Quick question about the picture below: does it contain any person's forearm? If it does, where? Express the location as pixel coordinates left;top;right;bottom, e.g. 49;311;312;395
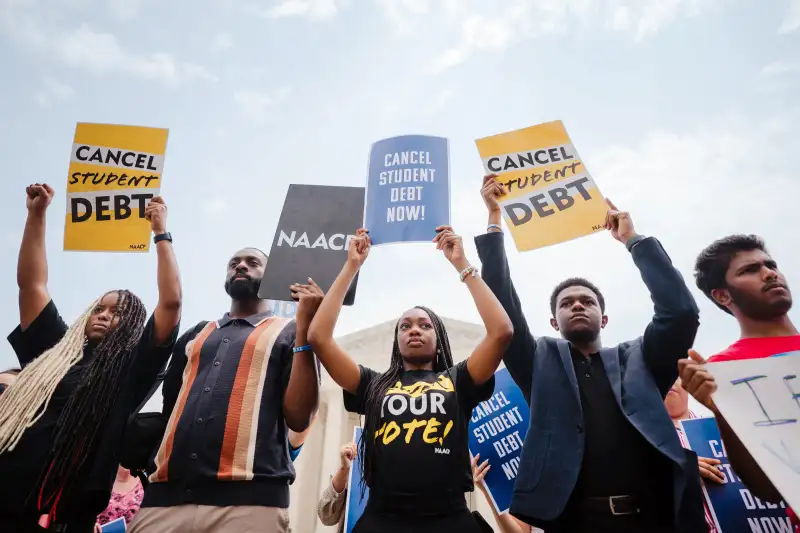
284;330;320;432
487;208;502;231
331;465;350;493
156;240;182;310
479;486;526;533
308;263;358;343
464;274;513;345
17;212;47;290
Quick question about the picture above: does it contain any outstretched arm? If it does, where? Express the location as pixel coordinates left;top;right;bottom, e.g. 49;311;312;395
18;183;54;330
474;176;536;400
146;197;182;345
307;230;371;395
602;199;699;398
434;226;513;386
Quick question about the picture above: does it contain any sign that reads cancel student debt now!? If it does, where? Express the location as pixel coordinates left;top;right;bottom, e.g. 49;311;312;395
64;123;169;252
364;135;450;245
475;121;607;252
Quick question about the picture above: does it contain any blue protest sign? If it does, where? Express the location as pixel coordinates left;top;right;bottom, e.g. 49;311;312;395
344;426;369;533
364;135;450;245
680;417;793;532
468;368;529;514
101;517;126;533
265;299;298;319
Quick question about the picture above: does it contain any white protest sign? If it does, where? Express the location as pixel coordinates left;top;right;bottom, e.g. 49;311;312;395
710;352;800;510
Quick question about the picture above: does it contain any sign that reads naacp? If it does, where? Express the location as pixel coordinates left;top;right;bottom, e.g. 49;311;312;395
258;184;364;306
468;368;529;514
681;417;793;532
364;135;450;245
64;123;169;252
475;121;607;252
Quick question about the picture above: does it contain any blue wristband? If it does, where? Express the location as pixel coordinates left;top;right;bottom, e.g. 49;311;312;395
293;344;312;353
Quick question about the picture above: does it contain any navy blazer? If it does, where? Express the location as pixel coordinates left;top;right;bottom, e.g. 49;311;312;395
475;232;707;531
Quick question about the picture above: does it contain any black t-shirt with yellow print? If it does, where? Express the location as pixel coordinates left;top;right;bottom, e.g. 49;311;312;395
343;360;494;497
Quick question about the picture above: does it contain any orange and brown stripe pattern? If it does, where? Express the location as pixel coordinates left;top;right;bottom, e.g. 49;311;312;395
150;322;217;483
217;317;292;481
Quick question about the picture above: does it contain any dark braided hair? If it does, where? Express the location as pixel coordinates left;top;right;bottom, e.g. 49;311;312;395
357;306;455;498
37;289;147;519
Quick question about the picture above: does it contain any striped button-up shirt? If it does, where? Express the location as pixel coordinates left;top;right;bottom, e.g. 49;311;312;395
142;312;301;509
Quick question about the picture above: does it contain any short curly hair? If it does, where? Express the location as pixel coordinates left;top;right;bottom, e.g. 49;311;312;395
550;277;605;316
694;234;767;314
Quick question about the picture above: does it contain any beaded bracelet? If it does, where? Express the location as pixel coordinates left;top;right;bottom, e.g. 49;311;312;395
459;265;478;282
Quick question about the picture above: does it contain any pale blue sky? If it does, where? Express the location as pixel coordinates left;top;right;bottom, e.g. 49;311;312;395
1;0;799;386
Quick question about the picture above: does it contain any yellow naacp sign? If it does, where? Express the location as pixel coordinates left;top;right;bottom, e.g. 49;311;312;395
476;121;607;252
64;123;169;252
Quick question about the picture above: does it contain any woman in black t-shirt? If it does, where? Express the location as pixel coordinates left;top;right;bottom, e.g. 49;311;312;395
307;226;513;533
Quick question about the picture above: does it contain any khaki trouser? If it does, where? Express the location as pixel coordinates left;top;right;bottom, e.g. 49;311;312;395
129;505;291;533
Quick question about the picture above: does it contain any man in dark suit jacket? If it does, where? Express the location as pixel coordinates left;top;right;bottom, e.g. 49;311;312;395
474;176;707;533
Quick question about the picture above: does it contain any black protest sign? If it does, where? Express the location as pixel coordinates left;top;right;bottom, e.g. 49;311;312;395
259;184;365;306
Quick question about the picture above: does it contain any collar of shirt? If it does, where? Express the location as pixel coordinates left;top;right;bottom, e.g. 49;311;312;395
216;310;273;328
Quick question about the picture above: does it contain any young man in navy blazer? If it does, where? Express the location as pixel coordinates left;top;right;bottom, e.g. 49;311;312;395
475;175;707;533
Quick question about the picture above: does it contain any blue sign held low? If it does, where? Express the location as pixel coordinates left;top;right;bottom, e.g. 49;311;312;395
681;417;793;532
468;368;530;514
344;426;368;533
364;135;450;245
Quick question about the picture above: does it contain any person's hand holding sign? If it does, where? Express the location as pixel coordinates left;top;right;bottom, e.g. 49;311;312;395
26;183;55;215
697;456;725;484
481;175;506;232
678;349;718;410
144;196;168;234
603;198;638;246
347;229;371;269
433;226;470;272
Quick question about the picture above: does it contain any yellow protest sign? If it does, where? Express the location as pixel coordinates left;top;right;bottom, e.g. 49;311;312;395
64;123;169;252
476;121;607;252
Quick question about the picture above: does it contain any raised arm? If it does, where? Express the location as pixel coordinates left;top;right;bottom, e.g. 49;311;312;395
145;197;182;345
605;199;699;397
307;229;371;395
18;183;55;330
434;226;513;386
474;176;536;400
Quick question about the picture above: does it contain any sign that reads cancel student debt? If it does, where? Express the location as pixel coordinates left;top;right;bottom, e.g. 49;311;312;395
476;121;607;252
64;123;169;252
258;184;365;306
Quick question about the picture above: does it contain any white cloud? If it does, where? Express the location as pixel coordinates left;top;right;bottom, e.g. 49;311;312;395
107;0;147;21
423;0;723;74
259;0;341;20
760;60;800;76
211;32;233;52
779;0;800;33
233;87;291;120
33;78;75;107
50;26;217;85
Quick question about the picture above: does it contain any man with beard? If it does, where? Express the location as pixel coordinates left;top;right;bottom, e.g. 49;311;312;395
678;235;799;531
475;175;706;532
129;248;323;533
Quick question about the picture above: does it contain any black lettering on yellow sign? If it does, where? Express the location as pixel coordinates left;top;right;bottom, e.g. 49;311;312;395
487;146;575;173
504;176;593;227
499;162;582;194
69;172;159;187
71;193;153;223
75;146;158;171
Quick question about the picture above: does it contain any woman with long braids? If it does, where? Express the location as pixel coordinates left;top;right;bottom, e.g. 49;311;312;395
308;226;513;533
0;183;182;533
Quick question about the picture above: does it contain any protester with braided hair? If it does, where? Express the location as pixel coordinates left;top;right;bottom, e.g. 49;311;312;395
307;226;513;533
0;183;182;533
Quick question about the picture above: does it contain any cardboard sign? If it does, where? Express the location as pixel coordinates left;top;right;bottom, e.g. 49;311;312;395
475;121;607;252
364;135;450;245
64;122;169;252
344;426;368;533
258;185;364;305
468;368;529;514
709;351;800;511
681;417;793;532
